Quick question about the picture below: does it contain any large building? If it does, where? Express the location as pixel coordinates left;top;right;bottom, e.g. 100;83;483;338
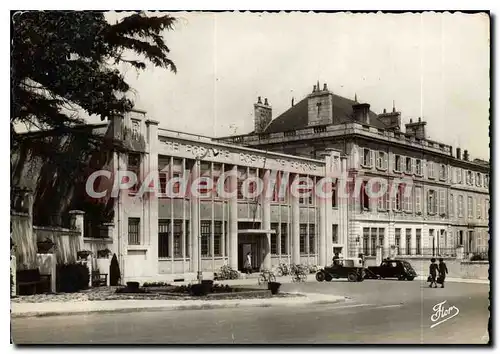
216;82;490;262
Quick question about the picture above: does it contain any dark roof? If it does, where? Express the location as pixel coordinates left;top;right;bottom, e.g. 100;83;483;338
263;93;386;133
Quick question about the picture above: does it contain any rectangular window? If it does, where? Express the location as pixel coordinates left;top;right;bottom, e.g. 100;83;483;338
404;185;412;212
477;198;482;219
439;189;446;216
361;181;370;210
214;221;224;256
370;228;377;256
416;159;422;176
449;194;454;217
405;157;412;174
376;151;388;170
467;196;473;218
476;173;482;187
200;220;211;257
158;220;169;257
484;175;489;188
456;168;462;184
406;229;411;255
271;223;279;255
427;190;436;215
332;225;338;244
416;229;422;255
378;185;389;211
128;153;141;192
466;171;473;185
363;228;369;255
128;217;140;245
428;161;435;179
280;224;288;255
394;155;402;172
378;228;384;248
362;148;373;167
439;164;447;181
173;220;183;258
395;228;401;254
299;224;307;254
309;224;316;254
458;195;464;217
415;187;422;214
332;182;337;208
394;184;403;211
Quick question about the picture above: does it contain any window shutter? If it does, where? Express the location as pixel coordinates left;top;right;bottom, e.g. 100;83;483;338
427;191;431;214
383;152;388;170
370;150;374;167
391;184;396;210
415;188;421;213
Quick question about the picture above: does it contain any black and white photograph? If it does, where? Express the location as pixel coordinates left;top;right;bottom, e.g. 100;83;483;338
8;6;492;346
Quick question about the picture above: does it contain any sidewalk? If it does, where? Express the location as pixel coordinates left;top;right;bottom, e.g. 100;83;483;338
11;292;346;319
414;276;489;284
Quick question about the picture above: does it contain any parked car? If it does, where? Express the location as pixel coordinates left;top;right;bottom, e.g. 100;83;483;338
316;257;365;282
365;259;417;280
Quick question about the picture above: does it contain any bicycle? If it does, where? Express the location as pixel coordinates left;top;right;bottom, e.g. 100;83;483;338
258;269;276;285
290;264;308;282
275;263;290;277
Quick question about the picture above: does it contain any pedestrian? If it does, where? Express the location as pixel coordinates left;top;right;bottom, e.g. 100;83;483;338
244;252;252;274
332;252;340;266
428;258;438;288
438;258;448;288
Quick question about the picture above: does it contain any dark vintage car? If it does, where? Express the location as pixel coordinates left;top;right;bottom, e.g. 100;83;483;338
316;258;365;282
365;259;417;280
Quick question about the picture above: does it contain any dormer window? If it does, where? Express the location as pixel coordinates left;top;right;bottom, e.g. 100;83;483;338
466;171;473;185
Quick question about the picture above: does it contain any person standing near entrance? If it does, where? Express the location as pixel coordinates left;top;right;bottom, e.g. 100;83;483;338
438;258;448;288
244;252;252;274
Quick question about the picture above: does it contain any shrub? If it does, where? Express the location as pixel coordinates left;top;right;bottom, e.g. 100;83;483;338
56;263;90;293
97;248;112;258
110;253;121;286
143;281;170;287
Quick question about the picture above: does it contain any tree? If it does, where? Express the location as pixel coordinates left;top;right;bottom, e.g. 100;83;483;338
11;11;177;225
11;11;177;147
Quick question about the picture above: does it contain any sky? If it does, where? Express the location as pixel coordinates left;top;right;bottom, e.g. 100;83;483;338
99;11;490;160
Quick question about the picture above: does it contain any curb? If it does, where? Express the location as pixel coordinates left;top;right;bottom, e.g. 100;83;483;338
11;296;347;319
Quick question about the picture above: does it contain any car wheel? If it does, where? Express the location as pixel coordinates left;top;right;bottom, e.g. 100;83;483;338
398;274;406;281
325;273;333;282
347;272;357;282
407;276;415;281
316;271;325;282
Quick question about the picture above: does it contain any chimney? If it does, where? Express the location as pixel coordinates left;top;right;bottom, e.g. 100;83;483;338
463;150;469;161
352;102;371;125
307;81;333;126
405;117;427;139
456;147;461;160
378;105;401;131
254;97;272;133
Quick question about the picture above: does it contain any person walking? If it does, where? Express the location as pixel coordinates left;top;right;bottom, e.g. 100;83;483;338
438;258;448;288
429;258;438;288
244;252;252;274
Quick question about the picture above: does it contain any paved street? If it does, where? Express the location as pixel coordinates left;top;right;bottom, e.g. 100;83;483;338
11;279;489;344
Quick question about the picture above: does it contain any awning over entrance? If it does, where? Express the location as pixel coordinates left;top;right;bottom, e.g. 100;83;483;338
238;229;276;235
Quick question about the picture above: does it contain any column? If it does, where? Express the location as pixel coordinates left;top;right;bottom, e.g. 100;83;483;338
69;210;85;249
317;152;328;267
339;155;348;258
291;174;300;264
383;228;390;258
410;228;416;255
146;119;159;277
229;165;238;270
262;170;272;270
190;160;200;277
400;228;406;256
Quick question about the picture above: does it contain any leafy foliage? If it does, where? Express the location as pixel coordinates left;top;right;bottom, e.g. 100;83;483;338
110;253;121;286
56;263;90;293
11;11;176;138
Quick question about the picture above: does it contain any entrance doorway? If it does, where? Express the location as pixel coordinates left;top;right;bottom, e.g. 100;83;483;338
238;243;258;272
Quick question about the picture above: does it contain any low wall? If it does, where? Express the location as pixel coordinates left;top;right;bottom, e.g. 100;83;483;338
394;256;489;280
11;213;37;269
34;226;80;264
